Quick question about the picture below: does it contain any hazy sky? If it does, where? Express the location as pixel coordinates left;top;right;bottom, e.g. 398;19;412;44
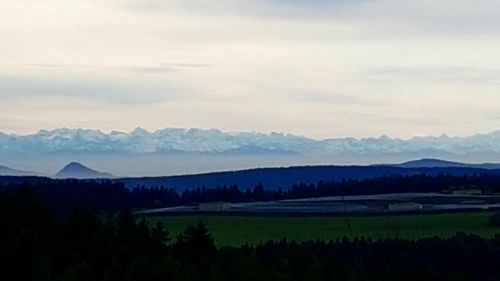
1;0;500;139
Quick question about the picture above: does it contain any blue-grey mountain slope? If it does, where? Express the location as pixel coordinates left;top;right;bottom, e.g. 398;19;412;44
118;164;500;191
55;162;114;179
0;164;35;176
395;158;500;169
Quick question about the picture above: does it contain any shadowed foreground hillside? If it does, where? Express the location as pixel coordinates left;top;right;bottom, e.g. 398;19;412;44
3;186;500;280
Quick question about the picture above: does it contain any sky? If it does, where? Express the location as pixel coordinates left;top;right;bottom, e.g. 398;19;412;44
1;0;500;139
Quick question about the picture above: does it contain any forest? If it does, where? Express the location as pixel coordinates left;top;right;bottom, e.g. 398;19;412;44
2;173;500;216
2;184;500;280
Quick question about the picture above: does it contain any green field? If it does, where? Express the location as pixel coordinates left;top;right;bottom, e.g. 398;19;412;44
146;212;500;247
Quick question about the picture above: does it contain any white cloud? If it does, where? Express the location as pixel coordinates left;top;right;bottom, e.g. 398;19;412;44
1;0;500;138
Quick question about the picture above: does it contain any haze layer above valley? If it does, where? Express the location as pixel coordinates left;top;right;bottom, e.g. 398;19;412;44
2;127;500;177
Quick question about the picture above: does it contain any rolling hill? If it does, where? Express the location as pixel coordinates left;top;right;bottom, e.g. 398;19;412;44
0;164;36;176
395;158;500;169
118;164;500;191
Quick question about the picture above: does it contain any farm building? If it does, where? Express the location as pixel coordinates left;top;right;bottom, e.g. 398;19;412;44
198;202;232;212
452;189;483;195
387;202;423;212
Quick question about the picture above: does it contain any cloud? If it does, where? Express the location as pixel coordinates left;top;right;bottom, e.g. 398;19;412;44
126;66;177;74
120;0;364;20
0;73;195;104
167;63;211;68
127;63;211;73
119;0;500;37
364;66;500;84
1;0;500;138
289;91;377;105
1;63;210;74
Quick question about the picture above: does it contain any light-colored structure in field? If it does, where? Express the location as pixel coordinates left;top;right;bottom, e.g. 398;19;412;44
452;189;483;196
198;202;232;212
387;202;423;212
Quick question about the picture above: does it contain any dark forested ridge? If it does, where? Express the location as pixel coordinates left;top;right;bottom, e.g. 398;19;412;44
118;165;500;190
3;173;500;216
395;158;500;169
3;186;500;280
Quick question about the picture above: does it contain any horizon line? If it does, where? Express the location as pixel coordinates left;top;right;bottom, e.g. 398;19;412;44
2;126;500;142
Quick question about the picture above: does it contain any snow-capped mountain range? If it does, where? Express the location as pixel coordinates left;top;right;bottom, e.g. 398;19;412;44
1;127;500;156
3;127;500;176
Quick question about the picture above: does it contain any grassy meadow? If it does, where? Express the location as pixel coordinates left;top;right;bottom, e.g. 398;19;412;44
146;212;500;247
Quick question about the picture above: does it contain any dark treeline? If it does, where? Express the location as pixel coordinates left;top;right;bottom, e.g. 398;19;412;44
178;173;500;203
100;173;500;210
0;180;130;218
2;173;500;216
3;187;500;280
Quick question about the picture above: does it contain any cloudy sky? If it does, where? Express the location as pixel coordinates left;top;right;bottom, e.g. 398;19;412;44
1;0;500;139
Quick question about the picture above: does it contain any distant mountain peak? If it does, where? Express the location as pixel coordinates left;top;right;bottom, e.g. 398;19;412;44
55;162;113;179
132;127;150;135
65;162;88;169
395;158;500;170
399;158;464;168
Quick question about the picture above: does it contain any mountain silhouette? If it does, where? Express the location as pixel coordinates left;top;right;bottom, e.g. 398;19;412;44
396;158;500;169
55;162;113;179
118;162;500;191
0;164;35;176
